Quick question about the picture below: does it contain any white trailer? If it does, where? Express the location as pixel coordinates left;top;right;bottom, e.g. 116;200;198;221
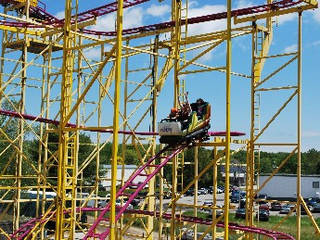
258;174;320;199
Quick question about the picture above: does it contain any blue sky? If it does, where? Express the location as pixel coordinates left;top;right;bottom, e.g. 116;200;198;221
1;0;320;152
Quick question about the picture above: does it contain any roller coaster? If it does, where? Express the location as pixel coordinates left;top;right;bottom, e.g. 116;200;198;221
0;0;319;240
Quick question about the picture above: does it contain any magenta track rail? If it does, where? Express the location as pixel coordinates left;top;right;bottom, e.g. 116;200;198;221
0;109;245;137
11;143;188;239
83;143;188;239
0;0;304;36
12;206;295;240
82;0;304;37
0;0;149;27
125;209;295;240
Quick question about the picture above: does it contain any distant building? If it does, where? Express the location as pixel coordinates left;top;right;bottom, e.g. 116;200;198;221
259;174;320;200
220;161;246;186
101;165;147;190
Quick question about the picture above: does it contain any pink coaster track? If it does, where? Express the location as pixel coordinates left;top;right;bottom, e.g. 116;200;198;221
125;209;295;240
11;143;189;239
0;109;246;137
0;0;149;27
82;0;304;37
0;0;305;36
83;143;188;239
12;207;295;240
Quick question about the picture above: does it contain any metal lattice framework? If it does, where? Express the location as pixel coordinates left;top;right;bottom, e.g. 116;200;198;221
0;0;319;240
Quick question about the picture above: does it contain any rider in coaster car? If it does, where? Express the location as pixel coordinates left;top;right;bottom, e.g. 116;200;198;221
169;108;178;120
195;98;207;119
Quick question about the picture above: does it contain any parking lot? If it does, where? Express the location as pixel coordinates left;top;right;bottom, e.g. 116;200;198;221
160;192;320;219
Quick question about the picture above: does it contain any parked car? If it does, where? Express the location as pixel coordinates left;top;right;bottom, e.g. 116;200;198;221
259;204;270;211
231;191;245;203
163;191;172;199
116;199;133;210
131;198;140;207
307;197;320;210
311;203;320;213
270;202;282;211
208;205;224;218
217;185;225;193
256;209;269;221
300;204;309;215
198;188;208;195
216;188;223;194
255;194;268;204
185;189;194;196
235;208;246;219
98;200;107;207
203;201;213;207
279;204;291;214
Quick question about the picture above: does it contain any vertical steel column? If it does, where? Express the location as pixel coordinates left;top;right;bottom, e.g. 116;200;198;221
110;1;124;239
224;0;232;239
147;36;159;240
42;37;53;239
171;1;181;238
212;147;218;238
56;0;73;238
173;0;181;108
95;38;104;231
296;11;302;240
193;146;198;240
14;0;30;231
159;159;164;239
0;7;7;106
120;39;129;240
248;23;257;237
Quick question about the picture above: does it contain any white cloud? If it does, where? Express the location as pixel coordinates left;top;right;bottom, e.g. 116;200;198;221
236;0;254;8
313;8;320;23
146;4;170;17
55;11;65;19
182;4;227;63
284;44;297;53
187;4;227;36
312;40;320;46
277;13;296;25
303;131;320;138
92;7;144;32
123;7;144;29
83;45;112;60
84;47;101;60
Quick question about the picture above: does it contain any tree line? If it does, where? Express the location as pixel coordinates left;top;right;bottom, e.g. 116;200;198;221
0;100;319;189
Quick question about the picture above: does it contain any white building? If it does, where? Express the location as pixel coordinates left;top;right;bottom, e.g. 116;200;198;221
101;165;147;190
259;174;320;200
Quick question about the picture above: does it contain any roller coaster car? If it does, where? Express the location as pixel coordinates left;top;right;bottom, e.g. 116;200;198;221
158;101;211;145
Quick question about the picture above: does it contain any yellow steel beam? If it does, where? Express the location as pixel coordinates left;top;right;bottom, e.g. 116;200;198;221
302;0;318;6
0;24;41;36
255;147;297;195
300;196;320;235
254;90;297;141
224;1;232;238
256;55;298;88
110;0;124;239
41;19;96;37
63;45;116;126
297;12;302;240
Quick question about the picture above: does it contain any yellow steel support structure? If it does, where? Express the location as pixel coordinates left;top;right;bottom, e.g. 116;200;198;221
224;1;232;239
248;2;319;239
110;1;124;239
56;0;76;238
0;0;318;239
